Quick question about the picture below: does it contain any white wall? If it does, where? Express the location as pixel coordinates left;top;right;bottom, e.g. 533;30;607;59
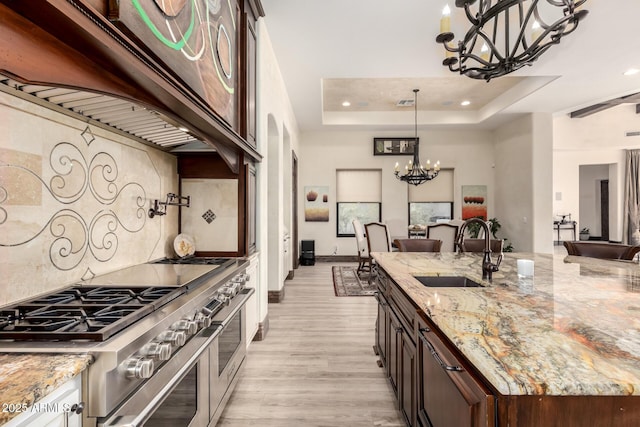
298;129;496;256
494;113;554;253
256;22;300;311
553;104;640;243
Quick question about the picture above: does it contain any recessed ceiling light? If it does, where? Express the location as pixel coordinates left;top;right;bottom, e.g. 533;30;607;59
342;101;351;107
624;68;639;76
461;100;471;106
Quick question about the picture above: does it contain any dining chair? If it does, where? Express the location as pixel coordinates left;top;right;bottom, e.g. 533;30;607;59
394;238;442;253
459;238;504;254
563;241;640;261
365;222;392;254
352;219;371;274
364;222;392;283
426;223;459;252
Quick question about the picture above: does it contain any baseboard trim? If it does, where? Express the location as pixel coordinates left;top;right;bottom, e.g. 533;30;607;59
315;255;358;263
253;314;269;341
268;286;285;303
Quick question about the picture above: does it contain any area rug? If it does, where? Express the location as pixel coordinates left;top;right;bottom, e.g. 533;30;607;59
332;266;376;296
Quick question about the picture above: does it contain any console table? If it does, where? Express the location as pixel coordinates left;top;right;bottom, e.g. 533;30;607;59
554;221;576;245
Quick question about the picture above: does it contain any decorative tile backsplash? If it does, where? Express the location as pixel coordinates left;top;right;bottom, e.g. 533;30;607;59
0;92;178;306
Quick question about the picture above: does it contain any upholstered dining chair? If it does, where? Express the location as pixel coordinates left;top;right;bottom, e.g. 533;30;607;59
563;241;640;261
459;238;504;254
426;223;459;252
364;222;392;283
365;222;392;254
352;219;371;274
393;238;442;253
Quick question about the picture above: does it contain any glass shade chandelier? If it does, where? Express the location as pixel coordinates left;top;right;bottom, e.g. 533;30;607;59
394;89;440;186
436;0;589;81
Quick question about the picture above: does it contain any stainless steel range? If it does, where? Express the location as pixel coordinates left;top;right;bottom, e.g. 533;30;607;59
0;257;252;427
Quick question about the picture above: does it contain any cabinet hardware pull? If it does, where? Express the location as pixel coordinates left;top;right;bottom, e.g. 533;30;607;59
395;327;403;333
418;330;463;372
419;326;431;333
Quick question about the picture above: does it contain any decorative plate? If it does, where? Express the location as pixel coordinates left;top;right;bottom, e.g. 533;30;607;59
174;233;195;257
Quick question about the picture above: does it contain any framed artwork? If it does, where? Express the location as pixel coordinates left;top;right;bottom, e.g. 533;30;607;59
373;138;418;156
304;186;329;222
462;185;487;220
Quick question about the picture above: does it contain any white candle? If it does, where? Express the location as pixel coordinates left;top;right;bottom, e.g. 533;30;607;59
440;5;451;33
394;162;399;172
531;20;543;42
480;43;490;62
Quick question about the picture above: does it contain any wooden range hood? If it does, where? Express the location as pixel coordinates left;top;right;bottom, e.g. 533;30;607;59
0;0;262;171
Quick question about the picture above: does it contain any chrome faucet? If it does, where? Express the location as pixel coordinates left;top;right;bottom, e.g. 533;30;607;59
456;218;501;281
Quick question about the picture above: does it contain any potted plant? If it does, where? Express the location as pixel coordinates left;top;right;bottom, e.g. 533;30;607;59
579;227;590;241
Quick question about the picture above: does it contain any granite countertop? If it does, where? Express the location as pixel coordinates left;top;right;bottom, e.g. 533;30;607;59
372;251;640;397
0;353;93;425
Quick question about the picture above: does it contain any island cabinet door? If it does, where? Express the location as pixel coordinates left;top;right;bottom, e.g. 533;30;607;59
375;291;389;368
416;320;495;427
388;308;403;398
401;333;417;427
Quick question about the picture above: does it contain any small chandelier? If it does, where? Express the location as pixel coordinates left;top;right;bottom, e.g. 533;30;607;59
435;0;589;81
394;89;440;186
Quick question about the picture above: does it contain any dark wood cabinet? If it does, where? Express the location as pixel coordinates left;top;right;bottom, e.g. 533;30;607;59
401;332;417;427
416;317;494;427
245;162;257;255
388;308;402;397
241;0;259;149
375;291;388;367
376;268;417;426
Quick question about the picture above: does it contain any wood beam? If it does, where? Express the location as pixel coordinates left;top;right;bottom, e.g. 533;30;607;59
570;92;640;118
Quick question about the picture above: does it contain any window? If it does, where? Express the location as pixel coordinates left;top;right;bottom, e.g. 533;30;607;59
336;169;382;237
408;169;454;225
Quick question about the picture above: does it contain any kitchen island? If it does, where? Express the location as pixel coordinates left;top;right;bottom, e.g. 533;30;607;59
372;251;640;427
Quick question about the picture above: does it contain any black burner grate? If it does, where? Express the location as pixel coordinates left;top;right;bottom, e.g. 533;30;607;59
0;286;183;341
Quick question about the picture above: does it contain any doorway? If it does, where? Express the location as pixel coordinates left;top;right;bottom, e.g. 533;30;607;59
600;179;609;241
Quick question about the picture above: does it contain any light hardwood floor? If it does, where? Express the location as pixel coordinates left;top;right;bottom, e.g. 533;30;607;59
217;262;404;426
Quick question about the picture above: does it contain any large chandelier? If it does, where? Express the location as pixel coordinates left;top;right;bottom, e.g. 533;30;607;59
394;89;440;186
435;0;589;81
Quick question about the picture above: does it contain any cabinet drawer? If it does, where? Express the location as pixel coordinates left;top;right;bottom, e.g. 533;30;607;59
417;322;494;427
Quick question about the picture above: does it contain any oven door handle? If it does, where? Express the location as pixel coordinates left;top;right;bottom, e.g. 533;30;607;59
99;325;221;427
211;287;254;328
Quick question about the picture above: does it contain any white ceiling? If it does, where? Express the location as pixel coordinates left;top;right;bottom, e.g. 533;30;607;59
260;0;640;132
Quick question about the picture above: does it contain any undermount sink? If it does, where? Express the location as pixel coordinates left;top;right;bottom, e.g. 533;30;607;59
414;275;483;288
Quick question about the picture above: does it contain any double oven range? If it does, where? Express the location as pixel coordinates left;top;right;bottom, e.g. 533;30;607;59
0;257;253;427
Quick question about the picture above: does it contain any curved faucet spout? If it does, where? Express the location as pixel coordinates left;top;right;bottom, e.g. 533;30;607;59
456;218;500;281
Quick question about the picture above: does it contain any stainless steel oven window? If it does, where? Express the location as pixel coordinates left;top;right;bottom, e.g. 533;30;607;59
143;364;198;426
218;311;242;375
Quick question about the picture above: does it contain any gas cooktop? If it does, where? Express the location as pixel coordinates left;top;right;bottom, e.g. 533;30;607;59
152;256;234;265
0;286;183;341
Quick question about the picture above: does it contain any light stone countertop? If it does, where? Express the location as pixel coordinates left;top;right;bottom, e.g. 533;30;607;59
0;353;93;425
372;251;640;396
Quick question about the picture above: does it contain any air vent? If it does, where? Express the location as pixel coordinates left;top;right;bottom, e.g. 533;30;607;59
396;99;415;107
626;131;640;137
